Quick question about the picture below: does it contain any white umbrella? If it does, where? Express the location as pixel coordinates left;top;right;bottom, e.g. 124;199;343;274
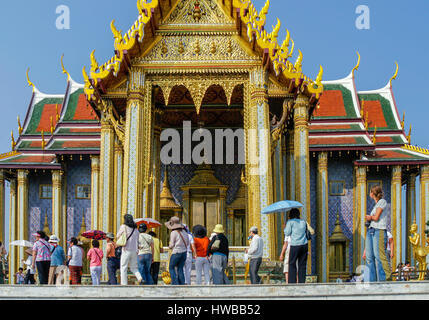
10;240;33;247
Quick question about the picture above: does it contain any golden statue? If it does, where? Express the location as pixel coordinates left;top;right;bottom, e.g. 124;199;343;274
409;223;429;281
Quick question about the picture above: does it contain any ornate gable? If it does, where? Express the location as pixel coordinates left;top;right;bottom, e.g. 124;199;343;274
163;0;233;26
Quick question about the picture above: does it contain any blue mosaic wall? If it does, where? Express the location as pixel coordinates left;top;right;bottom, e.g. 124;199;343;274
328;158;354;272
65;158;91;240
28;171;52;239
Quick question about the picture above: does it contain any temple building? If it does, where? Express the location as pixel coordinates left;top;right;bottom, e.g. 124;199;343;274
0;0;428;284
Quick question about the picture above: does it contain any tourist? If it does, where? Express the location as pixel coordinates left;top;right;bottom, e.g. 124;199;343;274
116;214;143;285
106;233;120;285
208;224;230;285
386;231;394;268
395;263;404;281
148;231;163;285
48;235;65;285
403;261;415;281
15;268;25;285
166;216;189;285
364;185;391;282
22;248;35;284
193;225;211;285
183;224;196;285
0;241;6;284
87;239;103;285
31;230;53;285
67;237;84;285
283;209;314;284
279;234;292;283
138;223;154;285
246;226;263;285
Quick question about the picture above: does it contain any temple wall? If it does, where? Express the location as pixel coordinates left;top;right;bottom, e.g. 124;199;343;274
28;172;52;238
327;158;354;273
66;158;91;240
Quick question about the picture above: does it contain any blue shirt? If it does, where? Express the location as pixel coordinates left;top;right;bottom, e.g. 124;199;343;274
284;219;308;246
50;245;66;267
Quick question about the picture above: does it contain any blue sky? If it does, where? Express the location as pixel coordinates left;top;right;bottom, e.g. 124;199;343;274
0;1;428;252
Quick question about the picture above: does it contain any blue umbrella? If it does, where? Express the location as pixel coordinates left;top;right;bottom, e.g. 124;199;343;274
261;200;304;214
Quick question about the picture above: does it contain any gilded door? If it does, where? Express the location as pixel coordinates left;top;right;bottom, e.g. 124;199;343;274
191;197;218;234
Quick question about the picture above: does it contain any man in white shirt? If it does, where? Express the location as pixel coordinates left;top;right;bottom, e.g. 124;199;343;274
246;226;263;284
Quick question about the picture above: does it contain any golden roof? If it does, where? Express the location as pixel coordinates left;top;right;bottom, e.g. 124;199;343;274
160;168;181;209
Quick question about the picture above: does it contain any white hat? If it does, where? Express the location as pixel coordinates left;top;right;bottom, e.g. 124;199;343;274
49;235;60;243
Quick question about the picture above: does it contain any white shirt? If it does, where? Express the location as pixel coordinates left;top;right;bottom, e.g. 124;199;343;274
386;231;393;251
247;234;263;259
67;245;83;267
117;225;139;253
369;199;388;230
24;256;35;274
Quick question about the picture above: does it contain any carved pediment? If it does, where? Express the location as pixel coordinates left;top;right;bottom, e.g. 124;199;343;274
163;0;233;26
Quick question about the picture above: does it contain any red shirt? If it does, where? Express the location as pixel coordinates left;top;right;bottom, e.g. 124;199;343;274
194;237;210;257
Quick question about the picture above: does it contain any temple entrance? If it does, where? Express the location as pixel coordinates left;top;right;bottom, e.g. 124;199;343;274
190;192;219;235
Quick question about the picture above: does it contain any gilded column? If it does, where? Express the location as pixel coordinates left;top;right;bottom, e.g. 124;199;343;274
285;128;295;201
90;155;100;230
227;209;234;244
17;169;29;270
391;165;402;269
293;94;312;272
51;170;63;237
99;111;115;233
246;67;275;259
419;165;429;247
8;178;17;284
114;138;124;235
406;173;416;264
353;165;367;271
317;152;329;282
0;170;4;242
122;68;152;219
152;125;162;222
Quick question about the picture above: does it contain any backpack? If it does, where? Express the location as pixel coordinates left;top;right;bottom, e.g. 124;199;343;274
115;246;122;259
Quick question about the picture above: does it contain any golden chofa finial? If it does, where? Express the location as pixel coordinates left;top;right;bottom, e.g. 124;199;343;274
61;54;71;81
315;65;324;85
389;61;399;87
352;51;360;77
294;50;303;73
11;131;16;150
26;68;35;92
41;130;46;150
17;116;23;135
407;124;412;144
372;126;377;144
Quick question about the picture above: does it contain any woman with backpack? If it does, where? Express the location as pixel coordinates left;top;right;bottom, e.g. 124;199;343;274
208;224;229;285
106;232;120;285
31;230;53;284
116;214;143;285
87;239;104;285
166;216;189;285
283;208;315;284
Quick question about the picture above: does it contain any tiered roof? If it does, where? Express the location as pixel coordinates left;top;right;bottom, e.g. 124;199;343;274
310;57;429;165
0;73;100;169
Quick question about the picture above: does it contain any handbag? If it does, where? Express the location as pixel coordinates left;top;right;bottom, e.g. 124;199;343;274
211;236;221;252
305;222;312;241
117;227;135;247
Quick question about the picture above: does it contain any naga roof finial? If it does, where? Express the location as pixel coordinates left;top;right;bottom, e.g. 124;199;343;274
389;61;399;87
26;68;35;92
352;51;360;77
61;54;71;81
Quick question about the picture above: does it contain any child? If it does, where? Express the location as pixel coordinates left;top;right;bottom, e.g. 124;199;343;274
15;268;25;285
22;248;36;284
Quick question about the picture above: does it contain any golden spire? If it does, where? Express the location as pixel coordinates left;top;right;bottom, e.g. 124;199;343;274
294;50;303;73
43;211;51;236
11;131;16;150
26;68;35;92
352;51;360;77
17;116;23;135
389;61;399;87
315;65;323;85
61;54;71;81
